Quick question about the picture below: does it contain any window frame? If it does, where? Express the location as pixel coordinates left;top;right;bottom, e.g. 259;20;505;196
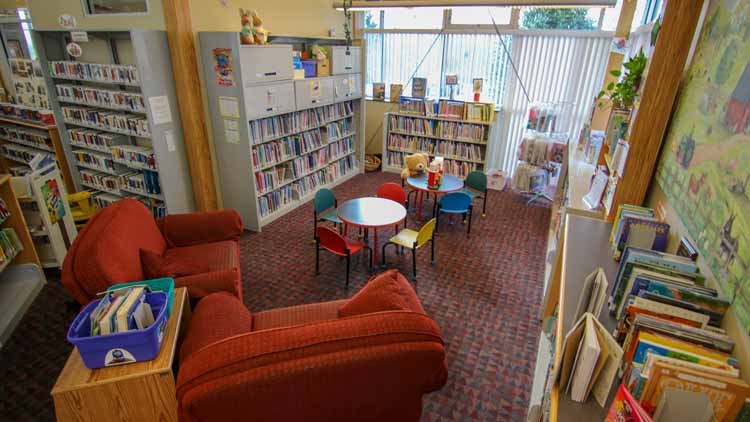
81;0;151;17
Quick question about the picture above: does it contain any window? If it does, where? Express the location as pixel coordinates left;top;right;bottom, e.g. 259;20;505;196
449;7;513;26
84;0;148;15
519;7;599;30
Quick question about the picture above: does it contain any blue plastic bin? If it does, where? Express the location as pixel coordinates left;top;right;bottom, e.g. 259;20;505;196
67;292;169;369
301;60;317;78
107;277;175;316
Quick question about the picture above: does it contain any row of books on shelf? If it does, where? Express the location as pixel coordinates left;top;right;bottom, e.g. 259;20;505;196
0;103;55;125
0;198;9;222
610;205;670;262
61;106;150;137
111;145;157;170
251;127;355;171
0;124;53;151
386;151;479;179
120;171;161;196
248;102;354;144
387;134;484;162
258;155;357;217
49;61;140;85
1;143;52;165
255;138;355;194
80;169;118;193
68;128;125;152
0;228;22;268
559;205;747;421
55;84;146;113
74;150;118;173
325;118;353;140
398;97;494;123
90;191;166;219
388;115;488;143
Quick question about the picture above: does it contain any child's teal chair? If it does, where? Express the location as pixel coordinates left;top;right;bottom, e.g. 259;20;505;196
435;192;473;236
313;188;342;240
460;171;489;217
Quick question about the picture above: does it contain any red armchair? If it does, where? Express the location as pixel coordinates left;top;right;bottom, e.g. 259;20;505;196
62;199;243;305
176;270;448;422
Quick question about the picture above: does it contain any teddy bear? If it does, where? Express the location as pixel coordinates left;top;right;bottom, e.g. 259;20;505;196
251;10;268;45
401;152;429;179
239;9;254;45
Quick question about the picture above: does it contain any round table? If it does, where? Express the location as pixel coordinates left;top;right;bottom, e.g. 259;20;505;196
337;197;407;264
406;174;464;220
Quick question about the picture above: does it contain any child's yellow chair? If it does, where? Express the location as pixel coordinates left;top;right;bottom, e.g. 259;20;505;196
68;191;98;230
381;218;436;282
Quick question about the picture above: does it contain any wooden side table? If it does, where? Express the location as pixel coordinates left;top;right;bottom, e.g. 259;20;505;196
52;287;191;422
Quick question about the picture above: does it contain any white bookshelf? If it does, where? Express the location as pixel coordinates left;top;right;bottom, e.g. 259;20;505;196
34;30;195;218
381;110;495;179
199;32;365;232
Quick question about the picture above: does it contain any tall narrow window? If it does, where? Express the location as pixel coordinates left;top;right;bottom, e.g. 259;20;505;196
84;0;149;15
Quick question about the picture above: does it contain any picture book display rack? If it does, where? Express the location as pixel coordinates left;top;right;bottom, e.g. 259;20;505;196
33;30;195;218
381;98;495;179
199;32;365;232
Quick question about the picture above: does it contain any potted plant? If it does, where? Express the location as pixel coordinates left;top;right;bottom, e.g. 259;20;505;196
598;50;648;151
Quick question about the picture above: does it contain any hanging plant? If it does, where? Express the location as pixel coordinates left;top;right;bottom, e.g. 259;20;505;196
598;50;648;110
343;0;353;50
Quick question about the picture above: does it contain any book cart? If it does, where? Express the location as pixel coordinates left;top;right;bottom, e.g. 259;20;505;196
199;32;365;231
381;97;495;180
33;30;195;218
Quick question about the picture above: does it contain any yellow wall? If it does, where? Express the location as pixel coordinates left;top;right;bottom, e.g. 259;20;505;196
647;183;750;383
189;0;344;37
26;0;165;31
364;100;399;155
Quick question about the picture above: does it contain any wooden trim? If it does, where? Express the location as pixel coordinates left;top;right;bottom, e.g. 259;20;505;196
0;175;44;275
49;127;76;194
607;0;703;221
162;0;218;211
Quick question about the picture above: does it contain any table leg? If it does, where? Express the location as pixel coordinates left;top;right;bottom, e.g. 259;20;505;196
416;191;424;221
373;228;378;267
344;224;348;236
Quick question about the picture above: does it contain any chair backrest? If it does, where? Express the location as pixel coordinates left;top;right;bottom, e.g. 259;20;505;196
465;171;487;192
316;226;349;254
314;188;336;214
377;182;406;205
416;219;437;247
439;192;472;211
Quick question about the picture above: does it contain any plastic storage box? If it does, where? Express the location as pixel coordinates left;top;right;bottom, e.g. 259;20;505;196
107;277;175;316
67;292;169;369
301;60;317;78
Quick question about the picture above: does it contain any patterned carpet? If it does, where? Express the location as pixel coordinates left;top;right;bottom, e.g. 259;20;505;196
0;172;550;422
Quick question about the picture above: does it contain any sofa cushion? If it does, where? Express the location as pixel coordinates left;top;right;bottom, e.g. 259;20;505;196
161;210;243;248
179;292;253;362
140;249;210;279
164;240;239;273
338;270;425;317
71;199;166;298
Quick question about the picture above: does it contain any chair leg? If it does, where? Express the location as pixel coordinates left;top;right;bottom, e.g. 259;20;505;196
482;190;488;218
411;247;417;282
432;197;438;217
462;212;467;224
368;247;373;271
313;219;318;243
431;238;435;264
435;207;440;234
468;206;473;236
315;241;320;274
346;253;350;288
382;242;388;266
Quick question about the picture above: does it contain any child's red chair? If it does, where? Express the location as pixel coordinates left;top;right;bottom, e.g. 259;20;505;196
315;226;372;287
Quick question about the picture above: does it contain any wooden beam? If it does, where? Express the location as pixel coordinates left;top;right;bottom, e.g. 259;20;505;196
608;0;703;220
162;0;218;211
333;0;617;8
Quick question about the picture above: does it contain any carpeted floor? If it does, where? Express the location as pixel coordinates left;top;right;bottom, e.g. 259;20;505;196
0;172;550;422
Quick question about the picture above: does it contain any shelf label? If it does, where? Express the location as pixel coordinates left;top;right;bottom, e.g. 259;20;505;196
148;96;172;125
165;129;176;152
218;96;240;118
70;31;88;43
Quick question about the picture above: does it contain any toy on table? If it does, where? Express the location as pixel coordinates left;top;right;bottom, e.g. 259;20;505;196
68;191;97;230
239;9;254;45
401;152;429;180
251;10;268;45
427;157;444;189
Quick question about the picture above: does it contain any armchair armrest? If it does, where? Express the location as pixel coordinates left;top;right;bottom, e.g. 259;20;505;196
158;210;243;248
176;311;448;422
174;268;242;302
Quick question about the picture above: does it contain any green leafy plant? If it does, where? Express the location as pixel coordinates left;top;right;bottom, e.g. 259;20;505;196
598;50;648;110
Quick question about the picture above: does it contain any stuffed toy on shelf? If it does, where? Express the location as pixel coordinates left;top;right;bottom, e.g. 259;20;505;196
239;9;254;45
239;9;268;45
251;10;268;45
401;152;429;180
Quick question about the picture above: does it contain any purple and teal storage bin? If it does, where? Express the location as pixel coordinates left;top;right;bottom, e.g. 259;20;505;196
107;277;175;316
67;292;169;369
301;60;317;78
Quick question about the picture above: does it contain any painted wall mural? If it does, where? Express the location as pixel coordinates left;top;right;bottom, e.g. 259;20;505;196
655;0;750;333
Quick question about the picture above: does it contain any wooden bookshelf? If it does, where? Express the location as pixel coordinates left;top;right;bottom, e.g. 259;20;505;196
198;32;365;232
381;110;494;180
34;30;196;218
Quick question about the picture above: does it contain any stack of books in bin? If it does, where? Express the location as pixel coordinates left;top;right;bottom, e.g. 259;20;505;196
67;278;174;369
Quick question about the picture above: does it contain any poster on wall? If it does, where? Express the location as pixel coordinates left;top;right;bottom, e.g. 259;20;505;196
654;0;750;334
212;48;235;87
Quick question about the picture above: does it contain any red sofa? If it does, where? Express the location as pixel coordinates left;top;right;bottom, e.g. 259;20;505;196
62;199;244;305
176;270;448;422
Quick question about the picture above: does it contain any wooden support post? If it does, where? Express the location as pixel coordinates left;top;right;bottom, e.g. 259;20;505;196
162;0;218;211
608;0;703;221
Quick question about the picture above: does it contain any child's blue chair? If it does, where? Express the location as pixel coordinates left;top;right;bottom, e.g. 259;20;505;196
435;192;473;236
313;188;342;240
